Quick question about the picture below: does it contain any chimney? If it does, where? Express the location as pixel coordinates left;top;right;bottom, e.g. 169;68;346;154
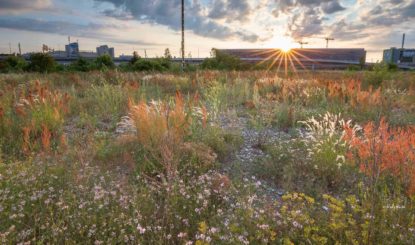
402;33;406;49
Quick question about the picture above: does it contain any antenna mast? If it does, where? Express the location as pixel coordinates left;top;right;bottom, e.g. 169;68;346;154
181;0;185;71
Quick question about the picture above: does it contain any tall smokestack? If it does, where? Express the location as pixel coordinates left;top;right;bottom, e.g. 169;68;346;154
402;33;406;49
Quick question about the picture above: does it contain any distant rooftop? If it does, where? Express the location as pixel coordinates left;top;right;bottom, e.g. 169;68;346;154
217;48;366;63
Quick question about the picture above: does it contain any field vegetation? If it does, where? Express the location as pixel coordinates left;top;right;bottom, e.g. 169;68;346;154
0;66;415;243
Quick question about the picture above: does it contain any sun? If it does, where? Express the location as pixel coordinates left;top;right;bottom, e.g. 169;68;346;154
265;35;295;52
280;46;291;52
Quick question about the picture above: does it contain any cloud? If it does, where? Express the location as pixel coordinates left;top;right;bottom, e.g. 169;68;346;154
0;0;51;13
0;17;162;46
325;0;415;42
288;8;324;39
321;1;345;14
358;0;415;26
270;0;346;39
271;0;345;14
208;0;252;22
95;0;259;42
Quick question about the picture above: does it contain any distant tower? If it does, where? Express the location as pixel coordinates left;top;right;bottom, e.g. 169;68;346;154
402;33;406;49
181;0;185;70
18;43;21;55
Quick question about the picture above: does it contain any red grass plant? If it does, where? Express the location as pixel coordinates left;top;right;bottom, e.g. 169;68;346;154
129;92;190;150
128;92;215;182
327;80;382;108
0;81;70;156
343;118;415;195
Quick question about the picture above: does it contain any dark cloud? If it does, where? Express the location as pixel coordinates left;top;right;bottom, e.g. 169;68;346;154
0;17;162;46
360;0;415;26
271;0;345;14
0;0;51;12
208;0;252;22
321;1;345;14
95;0;259;42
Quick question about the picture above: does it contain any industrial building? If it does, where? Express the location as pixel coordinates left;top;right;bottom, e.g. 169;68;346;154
217;48;366;69
383;33;415;68
383;48;415;65
65;42;79;57
96;45;115;58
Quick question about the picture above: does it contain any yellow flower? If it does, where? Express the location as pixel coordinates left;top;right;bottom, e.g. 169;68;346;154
283;237;295;245
198;221;207;234
270;230;277;241
196;240;209;245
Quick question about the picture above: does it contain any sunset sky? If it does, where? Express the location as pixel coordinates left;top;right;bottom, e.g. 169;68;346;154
0;0;414;61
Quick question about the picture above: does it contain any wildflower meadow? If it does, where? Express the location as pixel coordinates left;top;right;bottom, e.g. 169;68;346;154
1;70;415;244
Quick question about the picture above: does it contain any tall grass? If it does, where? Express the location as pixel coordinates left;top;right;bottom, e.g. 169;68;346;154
0;81;69;159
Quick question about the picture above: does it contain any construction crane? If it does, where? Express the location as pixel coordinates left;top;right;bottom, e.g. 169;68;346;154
297;41;309;49
324;37;334;48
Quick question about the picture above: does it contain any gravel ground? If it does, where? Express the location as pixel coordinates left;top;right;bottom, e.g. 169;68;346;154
218;112;291;199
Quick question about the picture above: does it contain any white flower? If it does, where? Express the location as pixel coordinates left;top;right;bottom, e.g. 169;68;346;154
137;224;146;234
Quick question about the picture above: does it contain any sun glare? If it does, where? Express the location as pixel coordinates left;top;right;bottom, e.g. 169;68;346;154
280;46;291;52
265;35;295;52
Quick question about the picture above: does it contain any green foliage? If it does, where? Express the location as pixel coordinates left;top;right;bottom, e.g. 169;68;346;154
363;62;393;88
83;83;127;126
0;56;27;73
197;126;243;161
27;53;57;73
201;49;247;70
69;58;93;72
132;58;166;71
95;54;115;70
347;64;361;71
130;51;140;64
164;48;172;60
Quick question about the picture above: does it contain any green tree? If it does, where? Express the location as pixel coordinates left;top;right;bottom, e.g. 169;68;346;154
164;48;172;60
132;59;165;72
27;53;57;73
130;51;140;65
201;49;245;70
0;55;27;73
69;58;92;72
95;54;115;70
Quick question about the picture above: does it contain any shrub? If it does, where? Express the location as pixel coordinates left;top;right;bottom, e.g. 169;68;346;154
130;58;170;72
0;56;27;73
128;93;214;178
201;49;246;70
95;54;115;70
69;58;93;72
83;83;127;125
27;53;57;73
344;118;415;195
